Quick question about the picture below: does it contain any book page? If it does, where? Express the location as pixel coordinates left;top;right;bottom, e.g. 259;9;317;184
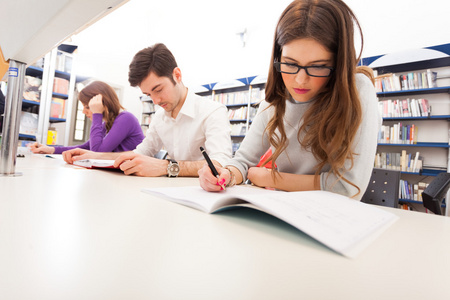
239;190;398;258
142;186;265;213
142;185;398;258
73;159;116;169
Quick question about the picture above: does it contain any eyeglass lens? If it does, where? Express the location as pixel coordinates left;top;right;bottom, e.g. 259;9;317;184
277;63;332;77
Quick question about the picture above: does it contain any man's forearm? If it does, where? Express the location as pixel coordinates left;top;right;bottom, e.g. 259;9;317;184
178;160;207;177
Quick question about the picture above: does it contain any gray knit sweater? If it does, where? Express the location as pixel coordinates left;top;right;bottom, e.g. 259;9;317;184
227;74;381;200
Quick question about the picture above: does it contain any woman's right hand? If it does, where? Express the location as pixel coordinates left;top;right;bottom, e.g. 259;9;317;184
28;142;55;154
88;94;104;114
198;164;229;192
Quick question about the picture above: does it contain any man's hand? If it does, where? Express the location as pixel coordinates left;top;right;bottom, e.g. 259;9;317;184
62;148;97;164
114;152;168;177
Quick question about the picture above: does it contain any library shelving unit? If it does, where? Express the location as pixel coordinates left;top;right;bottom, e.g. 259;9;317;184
361;43;450;214
195;75;266;154
17;44;78;147
140;95;155;132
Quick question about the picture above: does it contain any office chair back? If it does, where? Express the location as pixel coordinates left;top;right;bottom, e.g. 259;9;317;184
422;172;450;215
361;168;400;208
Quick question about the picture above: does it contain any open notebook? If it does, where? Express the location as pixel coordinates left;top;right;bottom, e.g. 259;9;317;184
143;185;398;258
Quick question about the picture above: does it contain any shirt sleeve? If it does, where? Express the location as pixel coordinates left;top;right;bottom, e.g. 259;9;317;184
53;140;90;154
203;105;232;166
320;74;382;199
134;114;163;157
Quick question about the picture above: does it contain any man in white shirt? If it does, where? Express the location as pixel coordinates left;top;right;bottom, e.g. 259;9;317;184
63;43;232;177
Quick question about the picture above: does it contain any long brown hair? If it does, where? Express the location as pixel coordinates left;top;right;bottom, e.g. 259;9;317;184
264;0;372;197
78;81;124;132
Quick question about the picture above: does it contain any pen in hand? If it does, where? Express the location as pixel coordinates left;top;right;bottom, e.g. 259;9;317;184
200;146;225;190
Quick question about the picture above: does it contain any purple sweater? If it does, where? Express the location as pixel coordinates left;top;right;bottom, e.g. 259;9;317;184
53;111;145;154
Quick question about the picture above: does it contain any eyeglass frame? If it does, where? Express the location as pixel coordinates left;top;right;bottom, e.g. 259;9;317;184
273;61;334;77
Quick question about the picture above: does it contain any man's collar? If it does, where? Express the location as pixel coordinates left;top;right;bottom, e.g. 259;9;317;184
163;88;194;120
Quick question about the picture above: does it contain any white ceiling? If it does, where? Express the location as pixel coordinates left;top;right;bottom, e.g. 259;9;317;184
0;0;128;64
69;0;450;89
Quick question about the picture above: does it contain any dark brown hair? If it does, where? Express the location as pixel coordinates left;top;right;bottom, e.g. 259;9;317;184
264;0;372;197
78;81;124;132
128;43;178;87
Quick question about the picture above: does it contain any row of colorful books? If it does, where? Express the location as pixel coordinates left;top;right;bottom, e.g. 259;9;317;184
378;98;430;118
398;203;413;211
251;87;265;103
228;106;257;121
375;69;437;93
399;179;428;202
378;124;418;144
213;87;265;106
374;150;422;173
214;91;249;105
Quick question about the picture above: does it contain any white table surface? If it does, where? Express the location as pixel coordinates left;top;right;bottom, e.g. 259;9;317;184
1;154;450;300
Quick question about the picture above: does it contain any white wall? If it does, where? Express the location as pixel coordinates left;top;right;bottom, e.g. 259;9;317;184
70;0;450;118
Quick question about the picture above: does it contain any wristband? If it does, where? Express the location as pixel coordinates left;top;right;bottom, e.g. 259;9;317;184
225;166;236;187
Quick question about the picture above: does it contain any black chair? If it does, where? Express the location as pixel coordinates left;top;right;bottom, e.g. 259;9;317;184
361;168;400;208
422;172;450;215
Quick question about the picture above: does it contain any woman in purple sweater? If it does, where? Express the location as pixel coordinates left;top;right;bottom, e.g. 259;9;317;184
30;81;145;154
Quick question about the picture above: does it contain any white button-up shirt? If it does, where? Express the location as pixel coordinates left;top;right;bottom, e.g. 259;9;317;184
135;90;232;166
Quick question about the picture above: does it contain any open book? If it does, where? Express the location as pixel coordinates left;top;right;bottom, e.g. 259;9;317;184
73;159;118;169
143;185;398;258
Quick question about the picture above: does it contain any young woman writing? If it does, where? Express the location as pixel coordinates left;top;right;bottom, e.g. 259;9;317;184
198;0;381;199
30;81;144;154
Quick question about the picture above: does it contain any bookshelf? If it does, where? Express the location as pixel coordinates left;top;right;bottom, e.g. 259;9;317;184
195;75;266;154
15;44;78;147
140;95;155;132
361;43;450;214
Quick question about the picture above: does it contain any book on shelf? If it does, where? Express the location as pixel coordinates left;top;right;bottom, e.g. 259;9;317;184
50;98;66;119
375;70;437;93
374;150;422;173
53;77;69;94
378;123;418;144
228;106;248;120
399;179;428;202
399;203;412;211
250;87;265;103
142;185;398;258
214;91;249;105
378;98;430;118
73;159;118;169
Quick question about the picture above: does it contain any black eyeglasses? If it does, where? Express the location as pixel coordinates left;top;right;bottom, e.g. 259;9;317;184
274;61;334;77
